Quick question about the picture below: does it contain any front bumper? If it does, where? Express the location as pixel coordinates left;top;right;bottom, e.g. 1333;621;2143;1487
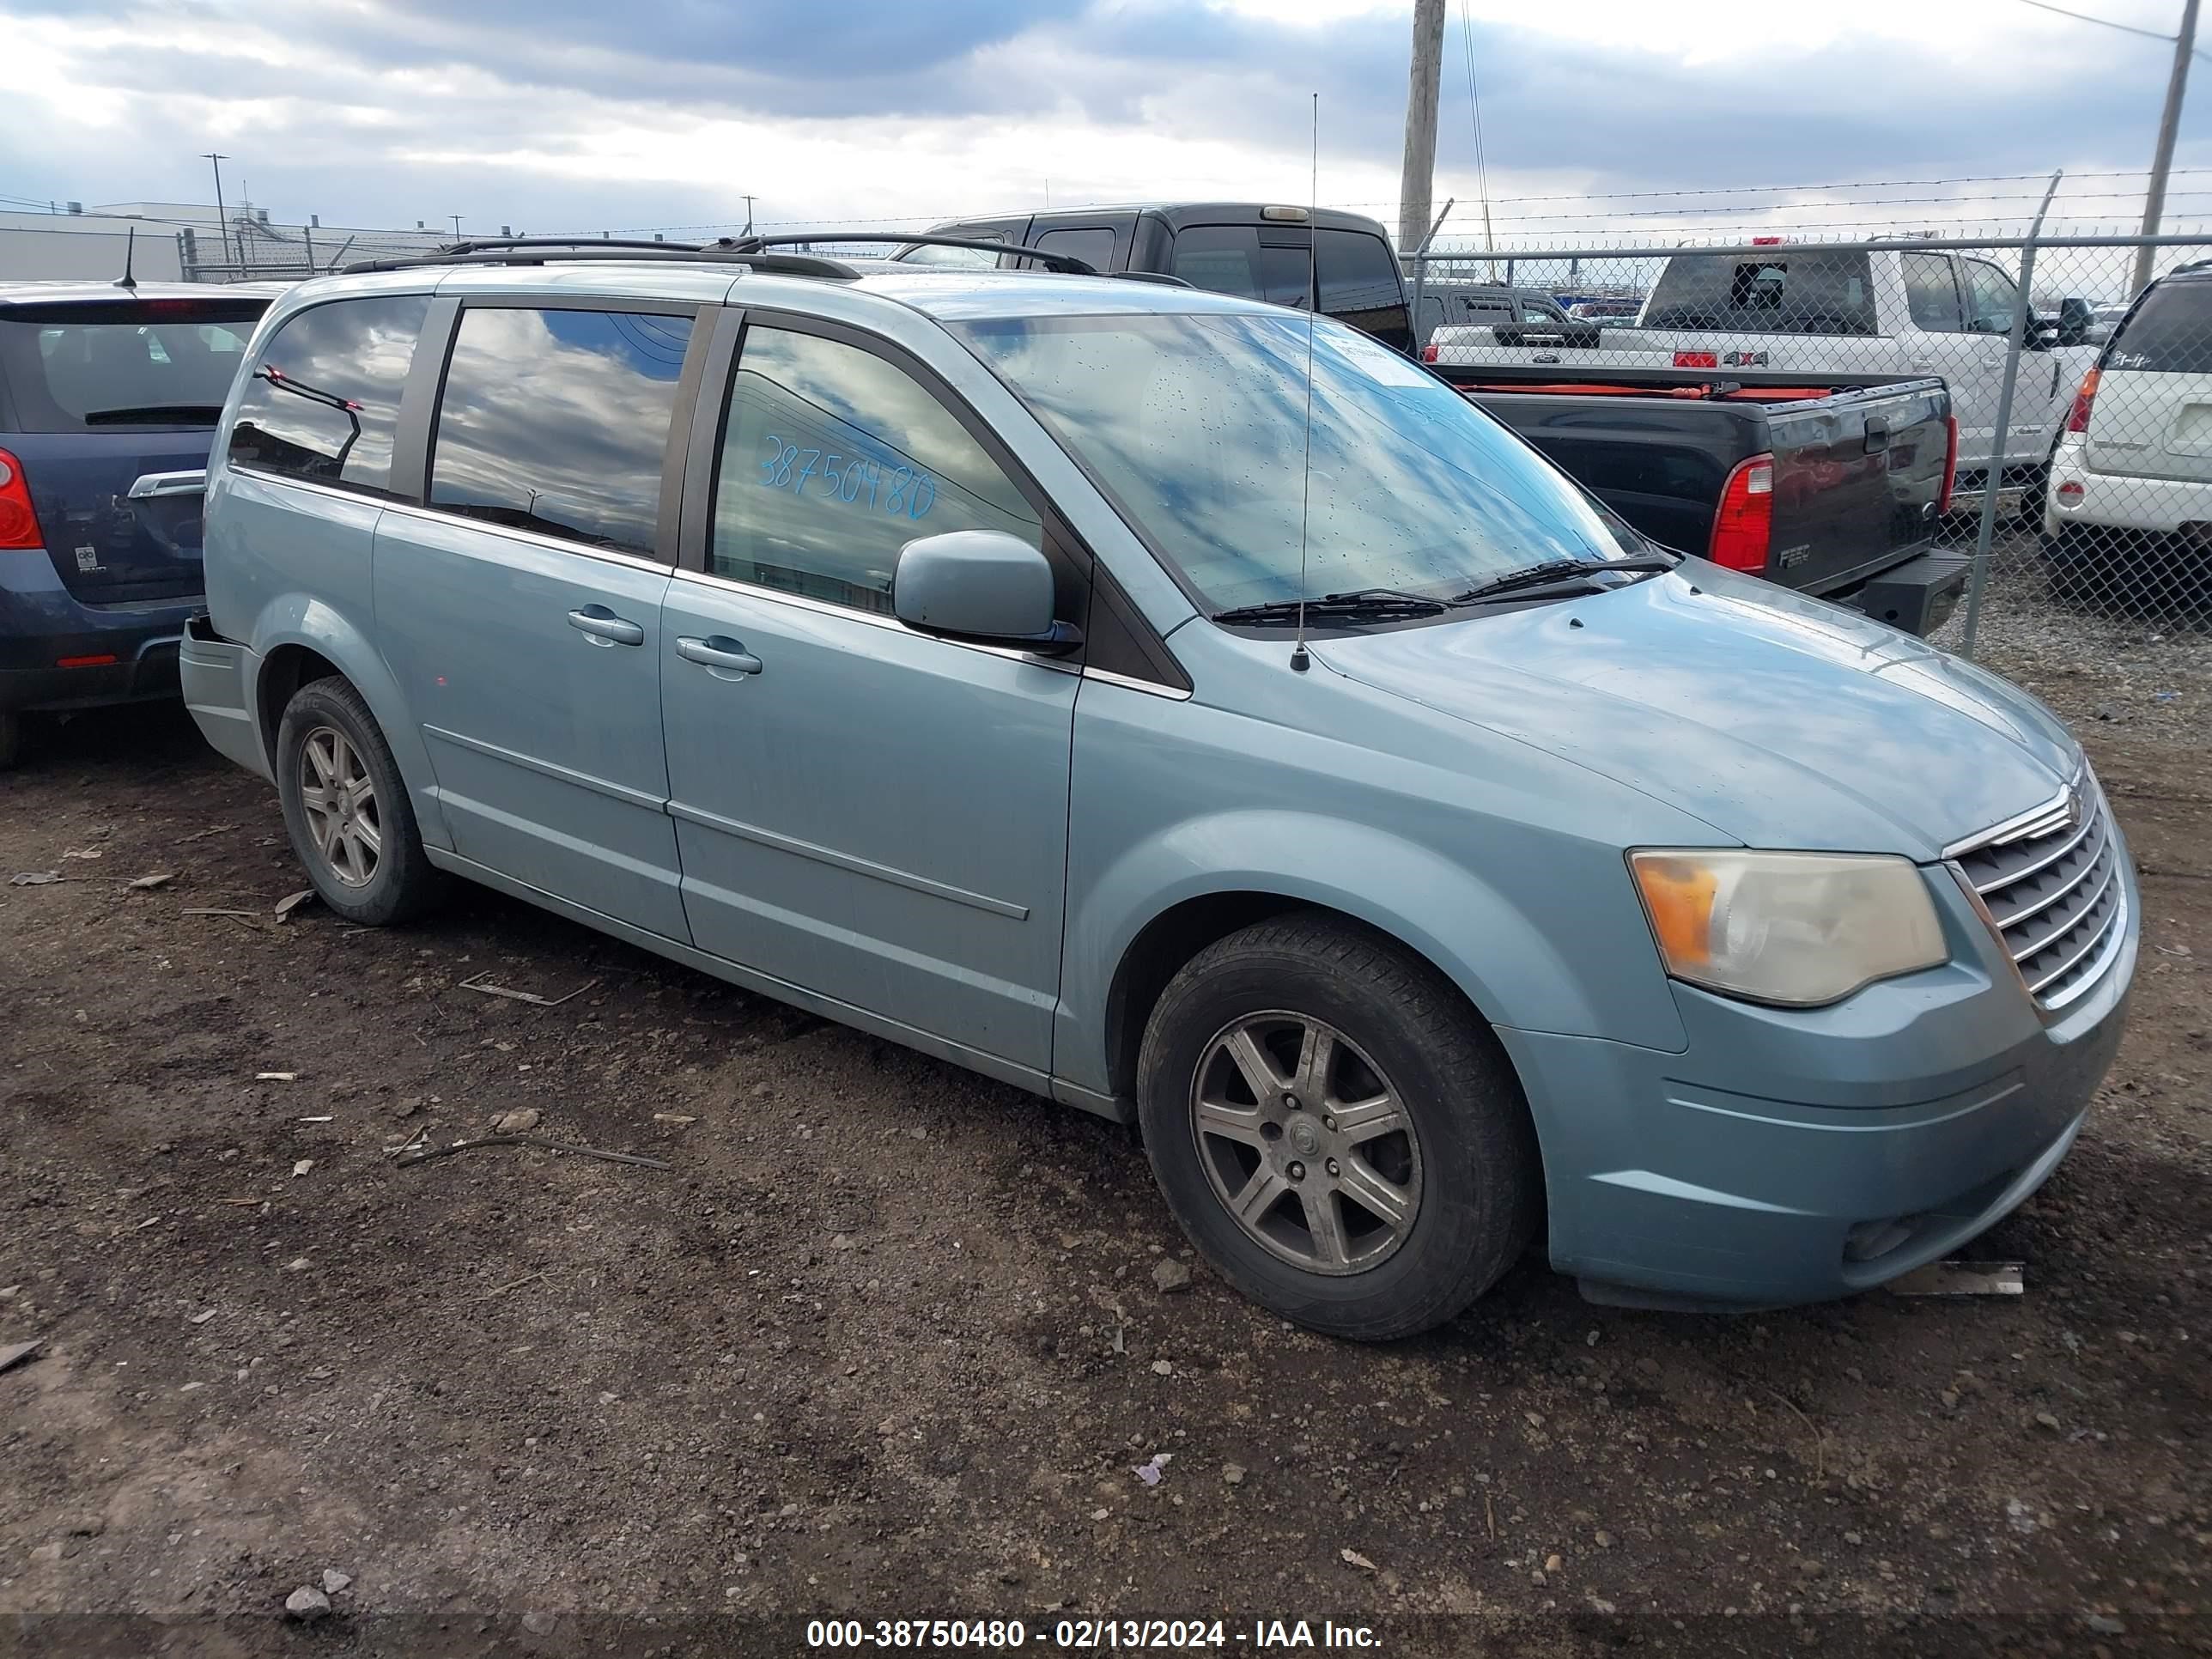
1498;851;2137;1310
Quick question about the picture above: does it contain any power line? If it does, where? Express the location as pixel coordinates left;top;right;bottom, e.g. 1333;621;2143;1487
1455;0;1493;253
2008;0;2180;44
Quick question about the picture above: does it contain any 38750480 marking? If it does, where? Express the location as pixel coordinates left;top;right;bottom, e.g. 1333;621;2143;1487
758;434;938;520
802;1618;1234;1649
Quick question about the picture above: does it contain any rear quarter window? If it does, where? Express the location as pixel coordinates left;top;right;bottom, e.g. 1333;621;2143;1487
1644;251;1876;337
2107;279;2212;374
1025;227;1117;270
228;295;433;499
428;306;695;557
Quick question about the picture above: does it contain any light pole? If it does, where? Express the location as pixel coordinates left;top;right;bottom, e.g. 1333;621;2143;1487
202;152;231;273
2136;0;2202;295
450;214;463;241
742;195;756;237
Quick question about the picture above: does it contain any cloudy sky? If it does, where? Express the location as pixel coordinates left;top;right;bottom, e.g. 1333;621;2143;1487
4;0;2208;244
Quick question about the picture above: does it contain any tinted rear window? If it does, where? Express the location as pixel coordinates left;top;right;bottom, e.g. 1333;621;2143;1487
2108;279;2212;374
1316;229;1401;312
0;300;263;433
1026;228;1116;270
429;306;694;557
1170;226;1309;307
1644;250;1875;336
228;295;432;499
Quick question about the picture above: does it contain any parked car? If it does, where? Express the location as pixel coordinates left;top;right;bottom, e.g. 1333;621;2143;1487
1413;283;1598;349
0;281;279;766
179;244;2134;1338
1448;368;1967;634
2045;260;2212;593
1429;241;2100;517
891;204;1413;350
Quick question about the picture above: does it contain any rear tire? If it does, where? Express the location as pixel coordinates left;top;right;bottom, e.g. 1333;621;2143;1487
1135;914;1540;1341
275;678;444;926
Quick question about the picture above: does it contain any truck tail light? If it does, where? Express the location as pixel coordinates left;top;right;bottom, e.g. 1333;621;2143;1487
1708;454;1773;571
1420;343;1439;363
0;448;43;550
1938;415;1959;515
1674;350;1719;369
2063;368;2100;434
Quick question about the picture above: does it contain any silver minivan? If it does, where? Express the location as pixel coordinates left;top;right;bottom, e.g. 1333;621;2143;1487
180;243;2136;1339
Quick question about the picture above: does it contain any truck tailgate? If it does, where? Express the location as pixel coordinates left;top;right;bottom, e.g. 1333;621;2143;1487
1765;380;1949;597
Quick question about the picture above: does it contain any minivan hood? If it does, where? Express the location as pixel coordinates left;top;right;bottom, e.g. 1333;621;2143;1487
1311;563;2080;858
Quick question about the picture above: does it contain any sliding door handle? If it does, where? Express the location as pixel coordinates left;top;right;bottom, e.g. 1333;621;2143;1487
676;635;763;677
568;605;645;647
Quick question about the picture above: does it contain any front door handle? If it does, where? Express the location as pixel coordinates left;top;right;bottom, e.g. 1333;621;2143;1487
676;635;763;677
568;605;645;647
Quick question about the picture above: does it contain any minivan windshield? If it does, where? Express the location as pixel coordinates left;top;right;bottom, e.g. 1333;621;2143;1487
953;310;1638;613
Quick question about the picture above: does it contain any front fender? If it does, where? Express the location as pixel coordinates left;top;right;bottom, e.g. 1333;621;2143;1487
1054;807;1687;1100
247;593;451;852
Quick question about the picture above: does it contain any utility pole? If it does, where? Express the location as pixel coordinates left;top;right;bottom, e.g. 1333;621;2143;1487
202;152;231;274
450;214;463;240
2136;0;2201;296
1397;0;1446;253
742;196;756;237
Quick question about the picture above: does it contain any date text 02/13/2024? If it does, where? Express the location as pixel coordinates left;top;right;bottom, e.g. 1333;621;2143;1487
801;1618;1381;1649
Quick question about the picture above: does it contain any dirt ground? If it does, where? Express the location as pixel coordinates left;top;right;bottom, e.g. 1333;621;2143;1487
3;647;2208;1657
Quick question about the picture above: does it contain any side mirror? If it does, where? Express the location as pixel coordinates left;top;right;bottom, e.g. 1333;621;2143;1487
2055;297;2094;349
2024;313;2059;351
892;530;1080;655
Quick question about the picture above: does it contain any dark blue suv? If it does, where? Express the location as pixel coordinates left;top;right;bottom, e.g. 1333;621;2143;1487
0;281;278;767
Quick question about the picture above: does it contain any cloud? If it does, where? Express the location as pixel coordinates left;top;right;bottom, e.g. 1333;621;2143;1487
0;0;2205;244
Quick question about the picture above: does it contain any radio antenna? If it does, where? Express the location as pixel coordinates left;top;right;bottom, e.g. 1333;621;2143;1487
1290;92;1319;674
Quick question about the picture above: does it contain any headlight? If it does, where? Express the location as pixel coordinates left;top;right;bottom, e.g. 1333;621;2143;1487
1628;849;1948;1006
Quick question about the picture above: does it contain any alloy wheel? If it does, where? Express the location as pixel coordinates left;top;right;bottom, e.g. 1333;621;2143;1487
298;725;381;889
1189;1012;1424;1275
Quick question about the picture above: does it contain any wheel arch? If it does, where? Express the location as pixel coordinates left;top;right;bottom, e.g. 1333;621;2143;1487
247;597;450;850
1073;811;1642;1106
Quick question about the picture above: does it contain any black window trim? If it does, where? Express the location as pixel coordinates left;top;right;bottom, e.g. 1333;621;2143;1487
225;290;441;505
398;293;710;567
672;305;1190;693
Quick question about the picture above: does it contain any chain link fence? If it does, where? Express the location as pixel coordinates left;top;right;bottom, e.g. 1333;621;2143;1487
1409;228;2209;740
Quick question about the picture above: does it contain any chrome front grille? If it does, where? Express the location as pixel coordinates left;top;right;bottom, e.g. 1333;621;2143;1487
1951;775;2128;1013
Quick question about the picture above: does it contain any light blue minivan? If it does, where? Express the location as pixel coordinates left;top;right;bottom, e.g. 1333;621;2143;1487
179;241;2136;1339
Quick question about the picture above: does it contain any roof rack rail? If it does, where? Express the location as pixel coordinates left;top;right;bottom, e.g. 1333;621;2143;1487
340;236;860;280
717;232;1100;276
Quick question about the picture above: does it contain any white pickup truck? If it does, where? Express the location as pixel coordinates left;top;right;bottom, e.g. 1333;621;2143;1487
1426;241;2101;516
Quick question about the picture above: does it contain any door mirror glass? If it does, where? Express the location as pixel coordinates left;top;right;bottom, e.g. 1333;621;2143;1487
893;530;1076;653
2055;297;2094;349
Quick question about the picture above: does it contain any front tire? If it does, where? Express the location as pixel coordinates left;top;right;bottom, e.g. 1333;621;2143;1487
1135;915;1540;1340
275;678;443;926
0;711;21;771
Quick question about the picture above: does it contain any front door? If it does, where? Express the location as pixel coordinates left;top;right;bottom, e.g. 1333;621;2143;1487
371;301;700;939
659;317;1081;1073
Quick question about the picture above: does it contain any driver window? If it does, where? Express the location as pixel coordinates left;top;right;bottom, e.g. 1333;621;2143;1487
1961;259;2021;337
710;325;1042;613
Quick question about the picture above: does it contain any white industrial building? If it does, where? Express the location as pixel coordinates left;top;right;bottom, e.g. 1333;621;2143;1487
0;201;451;284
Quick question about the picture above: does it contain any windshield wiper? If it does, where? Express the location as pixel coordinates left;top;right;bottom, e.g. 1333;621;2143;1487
82;404;225;425
1212;588;1449;626
1453;554;1677;606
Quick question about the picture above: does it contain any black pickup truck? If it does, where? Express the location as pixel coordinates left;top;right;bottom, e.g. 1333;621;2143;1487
1453;368;1970;636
